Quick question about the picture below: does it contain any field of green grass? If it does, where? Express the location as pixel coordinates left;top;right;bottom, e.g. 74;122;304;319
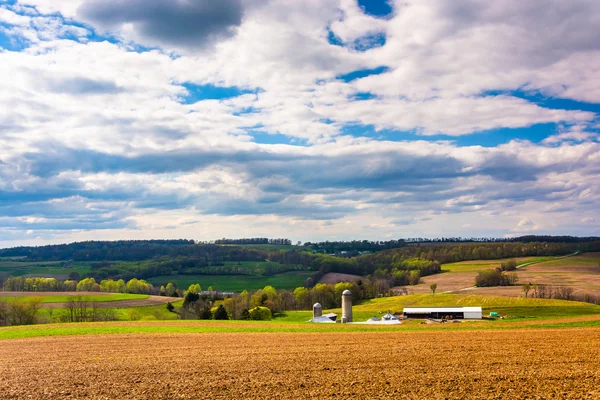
0;260;91;277
221;260;286;270
276;293;600;323
2;293;600;340
0;294;149;303
441;256;558;273
148;271;312;292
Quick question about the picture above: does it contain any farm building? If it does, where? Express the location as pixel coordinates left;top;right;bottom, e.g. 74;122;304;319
403;307;482;320
362;312;401;325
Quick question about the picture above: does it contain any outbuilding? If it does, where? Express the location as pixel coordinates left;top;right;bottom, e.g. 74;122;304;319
403;307;482;320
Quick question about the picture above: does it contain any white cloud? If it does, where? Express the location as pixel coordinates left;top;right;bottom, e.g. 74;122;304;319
0;0;599;244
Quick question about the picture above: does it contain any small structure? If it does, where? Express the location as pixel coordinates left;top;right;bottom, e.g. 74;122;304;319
381;312;400;322
403;307;482;320
362;312;401;325
309;312;337;323
313;303;322;318
341;289;352;323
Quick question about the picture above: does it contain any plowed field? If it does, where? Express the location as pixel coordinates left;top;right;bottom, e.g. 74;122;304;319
1;328;599;399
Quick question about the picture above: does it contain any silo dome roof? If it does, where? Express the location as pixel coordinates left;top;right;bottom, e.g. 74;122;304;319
313;303;322;308
342;289;352;295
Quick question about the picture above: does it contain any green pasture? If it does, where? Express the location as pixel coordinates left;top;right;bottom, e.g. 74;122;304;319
0;260;91;278
148;271;313;292
221;260;286;270
2;293;600;340
275;294;600;323
0;293;149;303
441;256;558;273
2;314;600;340
535;254;600;267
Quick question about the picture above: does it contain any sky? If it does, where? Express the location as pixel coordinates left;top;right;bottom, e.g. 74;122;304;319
0;0;599;247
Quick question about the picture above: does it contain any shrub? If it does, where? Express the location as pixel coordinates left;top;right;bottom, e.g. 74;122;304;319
475;269;518;287
249;306;272;321
501;259;517;271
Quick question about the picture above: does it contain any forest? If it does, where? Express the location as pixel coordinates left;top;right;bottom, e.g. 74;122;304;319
2;237;599;291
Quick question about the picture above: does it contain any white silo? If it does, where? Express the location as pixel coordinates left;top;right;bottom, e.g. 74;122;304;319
313;303;322;318
341;289;352;323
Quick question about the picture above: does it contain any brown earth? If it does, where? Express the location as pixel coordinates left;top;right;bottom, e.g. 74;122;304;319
1;328;599;399
318;272;363;285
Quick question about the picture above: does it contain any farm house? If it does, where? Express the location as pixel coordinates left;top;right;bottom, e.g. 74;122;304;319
403;307;482;320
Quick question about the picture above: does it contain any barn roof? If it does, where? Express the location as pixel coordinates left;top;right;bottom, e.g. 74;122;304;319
403;307;482;313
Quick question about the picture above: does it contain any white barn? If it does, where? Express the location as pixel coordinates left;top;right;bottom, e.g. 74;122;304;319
403;307;482;320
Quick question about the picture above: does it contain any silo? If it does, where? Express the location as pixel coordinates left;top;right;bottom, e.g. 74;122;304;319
313;303;322;318
341;289;352;323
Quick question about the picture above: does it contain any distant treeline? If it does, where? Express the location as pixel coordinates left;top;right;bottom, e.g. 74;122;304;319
213;238;292;245
303;239;406;254
404;235;600;243
0;240;267;263
0;240;195;261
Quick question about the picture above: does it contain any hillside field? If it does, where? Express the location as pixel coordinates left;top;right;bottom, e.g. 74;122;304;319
399;253;600;298
147;271;313;292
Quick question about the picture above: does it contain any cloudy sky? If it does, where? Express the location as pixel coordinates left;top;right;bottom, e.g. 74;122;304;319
0;0;599;246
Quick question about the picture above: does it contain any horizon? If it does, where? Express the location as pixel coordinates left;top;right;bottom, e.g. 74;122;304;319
1;0;599;247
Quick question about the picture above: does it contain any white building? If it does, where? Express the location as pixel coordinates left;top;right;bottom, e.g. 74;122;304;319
403;307;482;319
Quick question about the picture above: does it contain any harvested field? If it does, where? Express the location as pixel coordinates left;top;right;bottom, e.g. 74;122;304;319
0;328;599;399
38;295;175;309
318;272;363;284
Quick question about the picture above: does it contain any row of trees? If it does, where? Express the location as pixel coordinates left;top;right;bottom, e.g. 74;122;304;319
214;238;292;245
2;276;155;295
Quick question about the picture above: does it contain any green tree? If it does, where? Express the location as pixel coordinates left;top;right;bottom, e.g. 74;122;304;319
430;283;437;294
214;304;229;320
165;282;177;297
76;277;99;292
186;284;201;295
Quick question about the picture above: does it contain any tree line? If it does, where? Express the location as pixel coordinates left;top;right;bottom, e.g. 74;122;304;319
214;238;292;245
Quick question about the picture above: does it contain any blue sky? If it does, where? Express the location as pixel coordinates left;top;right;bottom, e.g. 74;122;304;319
0;0;599;246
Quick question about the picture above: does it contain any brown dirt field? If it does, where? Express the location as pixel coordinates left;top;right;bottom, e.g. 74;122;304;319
40;296;176;309
1;329;599;399
318;272;364;285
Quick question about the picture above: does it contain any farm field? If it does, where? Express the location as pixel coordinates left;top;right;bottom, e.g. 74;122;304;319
0;328;598;399
294;293;600;323
318;272;363;284
147;271;313;292
401;253;599;297
0;292;148;304
0;260;91;279
0;292;176;314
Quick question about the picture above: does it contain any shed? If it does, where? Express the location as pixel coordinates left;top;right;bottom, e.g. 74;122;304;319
403;307;482;319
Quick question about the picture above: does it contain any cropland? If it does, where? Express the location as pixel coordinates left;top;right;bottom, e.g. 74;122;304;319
2;292;600;398
403;253;600;298
0;326;599;399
